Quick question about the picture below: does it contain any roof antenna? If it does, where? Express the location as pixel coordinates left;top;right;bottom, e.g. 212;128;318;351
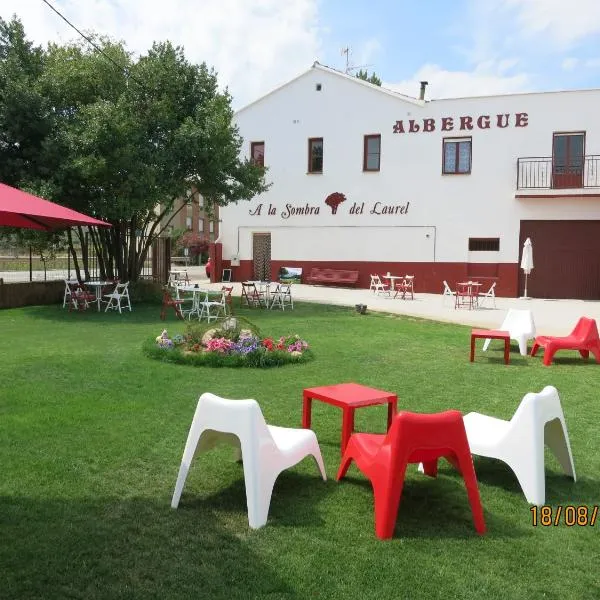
340;46;371;75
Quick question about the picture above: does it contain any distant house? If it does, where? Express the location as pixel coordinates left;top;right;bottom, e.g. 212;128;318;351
217;61;600;299
160;188;220;261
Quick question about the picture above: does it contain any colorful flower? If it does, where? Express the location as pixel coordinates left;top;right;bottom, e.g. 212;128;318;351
205;337;235;353
233;335;260;354
262;337;274;351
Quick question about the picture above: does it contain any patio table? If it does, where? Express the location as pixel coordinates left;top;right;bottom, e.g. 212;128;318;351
177;285;222;320
85;281;115;312
302;382;398;454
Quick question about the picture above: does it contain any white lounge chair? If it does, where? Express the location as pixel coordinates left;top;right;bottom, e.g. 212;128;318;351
482;308;536;356
171;393;327;528
463;386;576;505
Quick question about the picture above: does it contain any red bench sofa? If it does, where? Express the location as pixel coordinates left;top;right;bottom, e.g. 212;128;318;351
306;268;360;287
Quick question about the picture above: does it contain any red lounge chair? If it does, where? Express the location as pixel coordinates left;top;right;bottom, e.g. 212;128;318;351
336;410;486;539
530;317;600;366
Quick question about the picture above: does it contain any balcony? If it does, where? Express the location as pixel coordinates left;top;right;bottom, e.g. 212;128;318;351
517;155;600;190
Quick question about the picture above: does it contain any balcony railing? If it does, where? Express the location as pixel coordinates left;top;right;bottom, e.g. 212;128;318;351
517;155;600;190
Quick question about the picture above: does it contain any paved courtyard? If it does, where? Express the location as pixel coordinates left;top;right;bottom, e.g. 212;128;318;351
179;266;600;336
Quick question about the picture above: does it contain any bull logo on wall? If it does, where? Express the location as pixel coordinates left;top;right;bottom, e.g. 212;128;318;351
325;192;346;215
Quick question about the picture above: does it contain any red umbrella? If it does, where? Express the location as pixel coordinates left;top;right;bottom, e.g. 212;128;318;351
0;182;110;230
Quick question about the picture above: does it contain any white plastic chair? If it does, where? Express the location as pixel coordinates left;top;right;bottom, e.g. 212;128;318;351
482;309;536;356
463;385;576;505
104;281;132;313
442;280;455;306
171;393;327;528
269;283;293;310
478;282;497;308
369;275;390;295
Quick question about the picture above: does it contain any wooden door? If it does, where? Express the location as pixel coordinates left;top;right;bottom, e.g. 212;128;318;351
519;221;600;299
252;233;271;281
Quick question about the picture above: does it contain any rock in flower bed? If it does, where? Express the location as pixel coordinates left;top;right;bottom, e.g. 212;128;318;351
143;317;313;368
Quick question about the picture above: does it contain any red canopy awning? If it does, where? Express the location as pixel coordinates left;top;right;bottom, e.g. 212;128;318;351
0;182;111;230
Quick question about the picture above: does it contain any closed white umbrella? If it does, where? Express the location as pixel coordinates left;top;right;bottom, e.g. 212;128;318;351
520;237;534;299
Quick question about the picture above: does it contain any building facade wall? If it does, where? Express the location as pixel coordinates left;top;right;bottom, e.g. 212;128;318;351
219;65;600;297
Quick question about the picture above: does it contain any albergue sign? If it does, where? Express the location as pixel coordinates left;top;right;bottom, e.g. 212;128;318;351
392;112;529;133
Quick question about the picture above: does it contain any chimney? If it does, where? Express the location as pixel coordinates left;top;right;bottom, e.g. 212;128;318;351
419;81;428;101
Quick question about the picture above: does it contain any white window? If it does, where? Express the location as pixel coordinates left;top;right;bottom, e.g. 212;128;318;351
198;218;204;232
198;195;204;207
209;220;215;233
185;216;192;230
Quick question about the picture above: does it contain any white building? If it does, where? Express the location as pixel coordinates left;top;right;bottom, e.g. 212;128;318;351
218;62;600;299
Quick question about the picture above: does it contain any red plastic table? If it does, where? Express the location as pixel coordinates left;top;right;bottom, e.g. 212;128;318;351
302;383;398;454
470;329;510;364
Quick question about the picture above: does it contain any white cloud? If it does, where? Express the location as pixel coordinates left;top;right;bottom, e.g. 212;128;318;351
561;57;579;71
503;0;600;47
385;62;531;100
0;0;320;108
585;57;600;68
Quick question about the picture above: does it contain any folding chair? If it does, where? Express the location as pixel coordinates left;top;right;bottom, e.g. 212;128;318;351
67;282;95;312
478;282;497;308
482;309;536;356
337;410;486;539
171;392;327;529
62;279;75;308
104;281;132;313
199;291;227;323
442;280;456;306
269;283;293;310
394;275;414;300
369;275;390;296
221;285;234;315
172;284;195;317
463;386;576;505
241;282;266;308
160;287;185;320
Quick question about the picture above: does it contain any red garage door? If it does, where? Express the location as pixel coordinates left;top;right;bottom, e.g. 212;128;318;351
519;221;600;300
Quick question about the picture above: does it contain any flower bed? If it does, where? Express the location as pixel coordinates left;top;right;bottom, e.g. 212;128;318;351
143;318;313;368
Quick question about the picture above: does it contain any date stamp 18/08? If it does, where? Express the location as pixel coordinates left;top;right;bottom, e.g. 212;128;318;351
531;505;598;527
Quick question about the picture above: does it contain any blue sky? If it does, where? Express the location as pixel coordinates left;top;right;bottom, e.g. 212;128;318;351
317;0;600;98
2;0;600;106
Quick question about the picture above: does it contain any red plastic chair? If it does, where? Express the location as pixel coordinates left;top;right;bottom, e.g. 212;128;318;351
531;317;600;366
336;410;486;539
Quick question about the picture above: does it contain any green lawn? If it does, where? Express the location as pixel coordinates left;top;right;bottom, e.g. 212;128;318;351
0;301;598;600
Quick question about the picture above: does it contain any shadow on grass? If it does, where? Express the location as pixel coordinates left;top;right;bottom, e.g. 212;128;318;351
19;301;347;326
336;468;526;540
0;493;300;600
472;456;598;505
180;471;331;529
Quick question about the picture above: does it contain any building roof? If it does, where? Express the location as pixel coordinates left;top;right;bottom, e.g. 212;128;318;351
235;61;600;115
235;61;426;116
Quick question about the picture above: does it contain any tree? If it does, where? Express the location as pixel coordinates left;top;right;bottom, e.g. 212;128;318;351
355;69;382;87
0;18;269;282
176;231;209;262
0;17;50;187
325;192;346;215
